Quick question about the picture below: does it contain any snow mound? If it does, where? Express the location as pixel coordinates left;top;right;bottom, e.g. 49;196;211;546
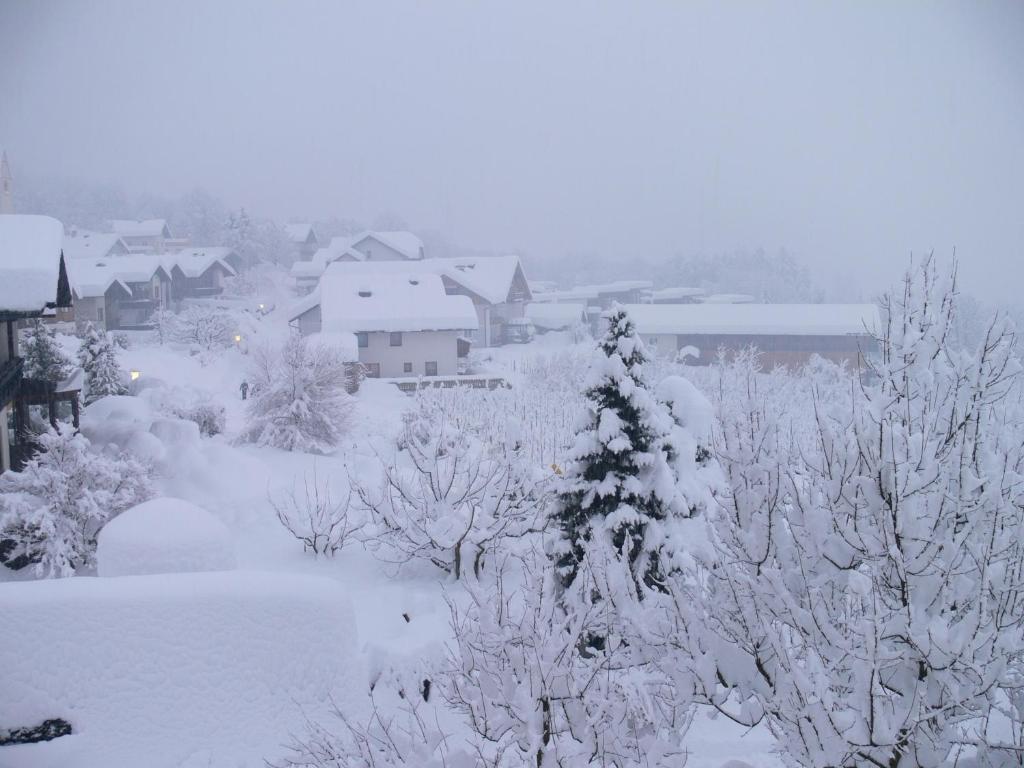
97;497;236;577
0;571;363;767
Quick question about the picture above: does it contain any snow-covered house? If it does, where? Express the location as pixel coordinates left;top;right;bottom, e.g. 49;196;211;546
297;255;532;346
69;255;173;330
289;230;425;294
0;214;78;472
164;248;237;301
284;223;320;262
110;219;186;254
621;303;880;368
288;265;478;379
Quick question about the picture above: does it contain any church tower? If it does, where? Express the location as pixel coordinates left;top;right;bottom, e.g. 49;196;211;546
0;151;13;214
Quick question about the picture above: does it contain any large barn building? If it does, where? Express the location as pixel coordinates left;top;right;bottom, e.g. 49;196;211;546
621;303;880;368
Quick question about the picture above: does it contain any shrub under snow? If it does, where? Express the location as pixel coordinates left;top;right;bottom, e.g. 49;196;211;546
96;497;236;577
242;334;354;454
0;426;153;577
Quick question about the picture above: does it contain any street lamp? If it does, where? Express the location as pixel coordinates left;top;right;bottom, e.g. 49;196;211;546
233;334;242;344
129;370;141;381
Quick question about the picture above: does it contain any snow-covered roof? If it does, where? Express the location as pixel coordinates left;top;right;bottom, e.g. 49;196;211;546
291;265;478;334
290;236;363;279
351;230;424;261
0;214;65;312
300;255;530;306
69;254;169;296
622;303;881;337
700;293;756;304
580;280;653;294
284;223;317;244
526;302;587;330
69;260;132;299
650;286;704;301
434;255;530;305
110;219;171;238
165;248;237;279
63;230;129;261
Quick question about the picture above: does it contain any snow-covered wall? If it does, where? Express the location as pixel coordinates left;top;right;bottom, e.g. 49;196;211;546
0;571;362;766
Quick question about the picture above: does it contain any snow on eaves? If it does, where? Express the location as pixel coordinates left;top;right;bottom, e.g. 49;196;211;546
651;286;704;301
0;214;65;313
290;266;478;334
352;230;424;261
622;303;881;337
68;254;168;298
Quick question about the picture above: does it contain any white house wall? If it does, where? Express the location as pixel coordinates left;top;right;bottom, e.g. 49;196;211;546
351;237;408;262
360;330;461;378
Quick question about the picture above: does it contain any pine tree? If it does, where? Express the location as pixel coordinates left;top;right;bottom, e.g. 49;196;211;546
21;320;73;382
551;306;686;594
77;324;127;405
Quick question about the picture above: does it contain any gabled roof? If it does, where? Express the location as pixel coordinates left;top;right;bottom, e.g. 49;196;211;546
165;248;237;279
291;236;363;279
63;230;130;260
0;214;65;312
110;219;171;239
295;254;531;306
351;230;424;261
290;265;478;334
621;303;881;337
68;260;133;299
284;223;318;245
433;255;531;305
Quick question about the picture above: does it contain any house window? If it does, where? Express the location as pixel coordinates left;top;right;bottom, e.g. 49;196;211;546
364;362;380;378
425;361;438;377
648;337;659;349
356;332;368;348
97;307;105;322
390;332;403;347
365;248;372;260
403;362;412;373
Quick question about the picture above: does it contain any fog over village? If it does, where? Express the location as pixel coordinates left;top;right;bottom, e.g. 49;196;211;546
1;2;1023;767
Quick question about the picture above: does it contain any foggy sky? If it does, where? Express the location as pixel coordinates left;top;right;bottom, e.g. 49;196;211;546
2;1;1022;301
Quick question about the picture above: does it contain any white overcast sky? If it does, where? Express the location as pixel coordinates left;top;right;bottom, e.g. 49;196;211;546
1;1;1022;300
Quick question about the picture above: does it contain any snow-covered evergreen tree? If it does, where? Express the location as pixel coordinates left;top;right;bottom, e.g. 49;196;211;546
21;320;73;382
681;257;1024;767
242;335;354;454
0;426;153;577
77;323;127;404
550;306;688;594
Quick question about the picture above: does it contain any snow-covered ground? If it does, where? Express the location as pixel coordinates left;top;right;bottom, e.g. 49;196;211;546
1;306;782;768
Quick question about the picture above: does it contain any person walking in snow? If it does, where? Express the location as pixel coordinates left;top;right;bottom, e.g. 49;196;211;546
240;380;249;400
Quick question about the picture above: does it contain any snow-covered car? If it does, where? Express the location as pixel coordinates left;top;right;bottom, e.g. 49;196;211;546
503;318;535;344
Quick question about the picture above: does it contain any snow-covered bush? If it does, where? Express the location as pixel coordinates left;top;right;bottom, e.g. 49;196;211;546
77;323;127;404
20;319;74;382
242;335;354;453
0;426;153;577
144;385;226;437
173;305;235;359
443;547;691;767
679;258;1024;768
270;468;358;557
354;407;547;579
96;497;236;577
